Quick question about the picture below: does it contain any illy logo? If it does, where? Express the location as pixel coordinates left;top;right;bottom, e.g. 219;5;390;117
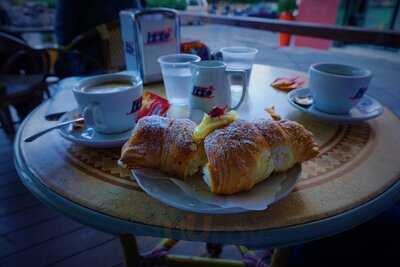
127;96;142;115
125;41;135;55
146;27;172;45
192;86;215;99
349;87;368;100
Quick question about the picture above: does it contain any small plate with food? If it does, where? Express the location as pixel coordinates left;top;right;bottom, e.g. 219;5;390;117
119;107;319;214
288;88;384;123
58;109;132;148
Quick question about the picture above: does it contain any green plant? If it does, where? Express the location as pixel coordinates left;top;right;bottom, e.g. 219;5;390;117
220;0;262;3
278;0;297;13
146;0;188;10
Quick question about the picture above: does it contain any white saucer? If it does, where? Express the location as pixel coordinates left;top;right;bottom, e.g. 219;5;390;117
288;88;384;123
58;110;132;148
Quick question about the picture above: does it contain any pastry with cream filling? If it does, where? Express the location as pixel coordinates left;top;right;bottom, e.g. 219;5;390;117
120;107;319;195
202;119;319;194
120;116;205;178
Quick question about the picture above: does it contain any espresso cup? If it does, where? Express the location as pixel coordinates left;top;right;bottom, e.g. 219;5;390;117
73;73;143;134
309;63;372;114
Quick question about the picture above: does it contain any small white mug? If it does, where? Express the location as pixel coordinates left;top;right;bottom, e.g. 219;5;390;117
309;63;372;114
73;73;143;134
189;60;247;113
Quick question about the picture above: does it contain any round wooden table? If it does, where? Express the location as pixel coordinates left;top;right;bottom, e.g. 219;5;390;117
15;65;400;265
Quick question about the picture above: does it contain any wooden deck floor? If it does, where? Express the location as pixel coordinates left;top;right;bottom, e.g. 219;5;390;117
0;129;121;267
0;128;249;267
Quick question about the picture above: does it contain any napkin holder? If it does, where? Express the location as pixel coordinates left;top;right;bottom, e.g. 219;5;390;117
120;8;181;84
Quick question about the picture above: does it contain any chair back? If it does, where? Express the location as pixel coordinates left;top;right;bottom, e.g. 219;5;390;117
0;4;12;26
67;20;125;73
0;31;50;75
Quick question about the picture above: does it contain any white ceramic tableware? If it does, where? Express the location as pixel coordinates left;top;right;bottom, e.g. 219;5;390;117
288;88;384;123
73;73;143;134
58;110;131;148
190;60;247;113
309;63;372;114
132;165;300;214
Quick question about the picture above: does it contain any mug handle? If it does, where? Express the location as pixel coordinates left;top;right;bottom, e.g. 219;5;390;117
226;69;247;110
83;103;106;131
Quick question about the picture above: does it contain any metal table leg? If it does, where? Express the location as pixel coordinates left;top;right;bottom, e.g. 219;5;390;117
120;234;141;267
271;247;293;267
119;235;289;267
206;243;223;258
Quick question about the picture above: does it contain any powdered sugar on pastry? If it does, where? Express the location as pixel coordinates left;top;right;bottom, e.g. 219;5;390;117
120;114;319;195
120;115;206;179
203;119;319;194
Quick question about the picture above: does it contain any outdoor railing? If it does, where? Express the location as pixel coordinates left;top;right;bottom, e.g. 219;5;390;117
2;11;399;48
0;25;54;34
179;11;400;48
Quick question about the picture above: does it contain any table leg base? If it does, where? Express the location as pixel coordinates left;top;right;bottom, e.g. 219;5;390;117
119;234;291;267
119;234;141;267
165;255;245;267
206;243;223;258
271;247;293;267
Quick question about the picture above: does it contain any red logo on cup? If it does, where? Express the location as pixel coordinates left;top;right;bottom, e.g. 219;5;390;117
146;27;172;45
349;87;367;100
127;96;142;115
192;85;215;99
125;41;135;55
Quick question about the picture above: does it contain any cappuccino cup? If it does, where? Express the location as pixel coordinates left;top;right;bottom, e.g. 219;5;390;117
309;63;372;114
73;73;143;134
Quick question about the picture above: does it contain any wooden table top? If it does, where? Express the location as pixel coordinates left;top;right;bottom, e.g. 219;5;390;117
15;64;400;248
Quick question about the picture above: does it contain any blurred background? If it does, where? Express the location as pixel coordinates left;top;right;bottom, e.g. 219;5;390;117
1;0;399;51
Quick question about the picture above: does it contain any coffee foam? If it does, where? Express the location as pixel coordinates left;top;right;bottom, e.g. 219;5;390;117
82;82;132;94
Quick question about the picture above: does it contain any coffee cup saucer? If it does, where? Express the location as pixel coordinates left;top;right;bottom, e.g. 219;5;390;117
58;109;132;148
287;88;384;123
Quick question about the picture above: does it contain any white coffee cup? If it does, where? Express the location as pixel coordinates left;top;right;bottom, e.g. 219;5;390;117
73;73;143;134
309;63;372;114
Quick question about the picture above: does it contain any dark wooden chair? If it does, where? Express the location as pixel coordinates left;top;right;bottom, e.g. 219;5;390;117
0;31;51;136
53;20;125;78
0;20;126;137
71;20;125;72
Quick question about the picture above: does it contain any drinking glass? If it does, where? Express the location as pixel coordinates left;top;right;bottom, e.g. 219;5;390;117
220;47;258;87
158;53;201;106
